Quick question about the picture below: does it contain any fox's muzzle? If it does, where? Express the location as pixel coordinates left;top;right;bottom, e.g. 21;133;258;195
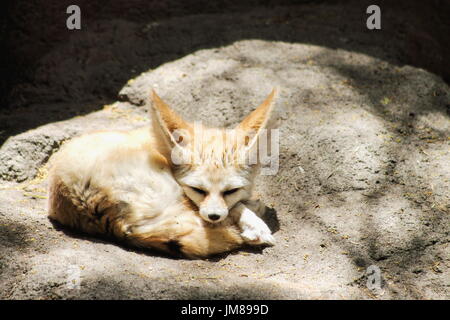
199;194;229;223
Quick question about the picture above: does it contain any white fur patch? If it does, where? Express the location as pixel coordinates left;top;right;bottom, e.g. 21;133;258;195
235;204;275;245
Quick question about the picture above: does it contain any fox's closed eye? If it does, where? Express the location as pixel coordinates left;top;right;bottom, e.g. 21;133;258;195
223;188;240;196
191;187;207;195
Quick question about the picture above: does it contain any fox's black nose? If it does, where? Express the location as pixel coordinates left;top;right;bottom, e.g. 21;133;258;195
208;214;221;221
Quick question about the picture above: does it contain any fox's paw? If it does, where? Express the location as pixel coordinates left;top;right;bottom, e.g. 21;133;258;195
241;220;275;246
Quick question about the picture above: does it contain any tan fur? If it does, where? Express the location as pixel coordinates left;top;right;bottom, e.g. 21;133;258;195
48;89;276;258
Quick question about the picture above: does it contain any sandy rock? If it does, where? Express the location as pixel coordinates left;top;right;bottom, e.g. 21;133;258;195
0;5;449;300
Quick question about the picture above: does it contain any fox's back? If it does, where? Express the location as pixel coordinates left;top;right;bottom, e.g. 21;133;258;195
48;127;184;235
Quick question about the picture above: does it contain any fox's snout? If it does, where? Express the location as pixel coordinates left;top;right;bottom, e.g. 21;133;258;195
200;206;228;223
199;195;229;223
200;208;228;223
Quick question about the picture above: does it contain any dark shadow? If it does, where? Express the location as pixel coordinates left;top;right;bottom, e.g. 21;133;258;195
0;217;40;298
262;206;280;233
2;0;449;145
60;273;288;299
49;218;187;260
0;219;35;251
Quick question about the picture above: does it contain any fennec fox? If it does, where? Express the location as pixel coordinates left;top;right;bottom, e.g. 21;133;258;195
48;89;277;258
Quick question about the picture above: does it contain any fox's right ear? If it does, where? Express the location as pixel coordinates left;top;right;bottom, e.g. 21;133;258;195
150;90;192;148
236;88;277;150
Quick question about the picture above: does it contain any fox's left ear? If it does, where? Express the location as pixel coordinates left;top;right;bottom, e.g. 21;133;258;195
151;90;192;148
236;88;277;149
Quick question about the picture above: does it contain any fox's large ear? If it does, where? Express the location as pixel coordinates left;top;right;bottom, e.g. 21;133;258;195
151;90;192;147
236;88;277;149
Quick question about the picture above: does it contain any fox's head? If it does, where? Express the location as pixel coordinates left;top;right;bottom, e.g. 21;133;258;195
151;89;277;223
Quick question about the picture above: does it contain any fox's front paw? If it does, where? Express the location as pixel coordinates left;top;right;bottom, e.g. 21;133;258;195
241;219;275;246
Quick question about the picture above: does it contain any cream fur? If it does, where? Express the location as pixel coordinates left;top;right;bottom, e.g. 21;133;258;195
47;90;276;258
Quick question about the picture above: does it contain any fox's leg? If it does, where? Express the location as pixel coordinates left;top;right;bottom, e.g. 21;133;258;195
230;202;275;246
241;199;266;218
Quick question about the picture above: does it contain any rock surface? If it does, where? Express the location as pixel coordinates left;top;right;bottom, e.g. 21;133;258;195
1;4;449;300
